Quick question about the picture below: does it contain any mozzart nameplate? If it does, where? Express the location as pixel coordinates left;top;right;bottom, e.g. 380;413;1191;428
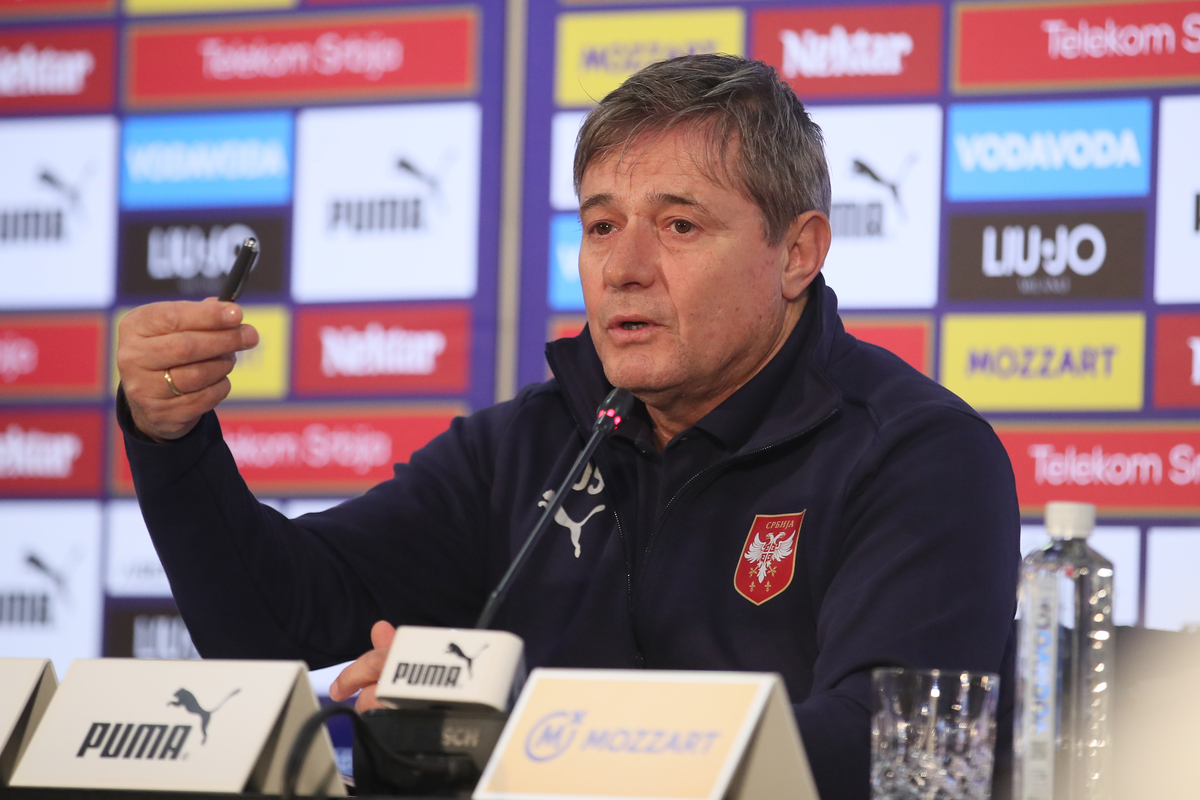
0;659;57;785
10;659;344;796
474;669;818;800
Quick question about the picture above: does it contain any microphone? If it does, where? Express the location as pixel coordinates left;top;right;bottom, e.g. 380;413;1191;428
474;387;634;630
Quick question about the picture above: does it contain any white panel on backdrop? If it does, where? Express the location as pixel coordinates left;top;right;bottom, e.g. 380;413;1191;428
0;116;117;309
1020;526;1140;627
292;102;482;302
550;111;588;212
1145;528;1200;631
0;501;102;676
1154;95;1200;304
808;104;941;309
105;500;171;598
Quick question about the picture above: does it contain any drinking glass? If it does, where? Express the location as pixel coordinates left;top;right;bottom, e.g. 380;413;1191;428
871;667;1000;800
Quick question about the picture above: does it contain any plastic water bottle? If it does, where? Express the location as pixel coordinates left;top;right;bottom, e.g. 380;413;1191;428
1014;502;1115;800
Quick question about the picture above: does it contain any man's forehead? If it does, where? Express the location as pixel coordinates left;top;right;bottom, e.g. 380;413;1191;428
580;127;734;194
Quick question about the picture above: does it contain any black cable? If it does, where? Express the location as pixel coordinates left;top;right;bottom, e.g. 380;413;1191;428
282;704;479;799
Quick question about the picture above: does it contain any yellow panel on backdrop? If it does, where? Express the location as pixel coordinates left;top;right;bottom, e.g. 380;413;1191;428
940;313;1145;412
556;9;745;108
110;305;289;400
125;0;295;14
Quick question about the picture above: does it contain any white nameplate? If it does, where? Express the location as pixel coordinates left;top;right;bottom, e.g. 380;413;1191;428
377;625;525;712
474;669;819;800
10;659;344;796
0;659;57;785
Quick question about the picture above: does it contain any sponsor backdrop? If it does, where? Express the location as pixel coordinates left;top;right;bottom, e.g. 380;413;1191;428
1;0;1199;728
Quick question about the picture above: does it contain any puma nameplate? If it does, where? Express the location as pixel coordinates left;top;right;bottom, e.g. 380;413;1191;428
0;659;56;785
474;669;820;800
10;659;344;796
377;626;525;712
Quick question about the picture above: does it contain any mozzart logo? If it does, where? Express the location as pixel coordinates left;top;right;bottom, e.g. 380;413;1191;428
753;4;940;96
524;711;721;763
119;214;286;298
122;113;292;210
556;9;744;107
940;313;1145;411
77;688;239;759
948;211;1144;300
956;1;1200;91
947;99;1150;200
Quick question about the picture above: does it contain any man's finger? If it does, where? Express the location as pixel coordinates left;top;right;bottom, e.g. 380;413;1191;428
136;326;258;372
354;684;387;714
124;300;243;338
370;620;396;651
159;355;236;397
329;648;388;702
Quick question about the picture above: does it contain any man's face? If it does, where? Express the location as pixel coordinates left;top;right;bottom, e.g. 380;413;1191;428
578;129;796;412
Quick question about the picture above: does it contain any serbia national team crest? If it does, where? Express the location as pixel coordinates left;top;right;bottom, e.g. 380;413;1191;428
734;512;805;605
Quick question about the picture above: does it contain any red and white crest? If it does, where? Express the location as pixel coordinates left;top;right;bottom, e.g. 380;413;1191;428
734;512;805;605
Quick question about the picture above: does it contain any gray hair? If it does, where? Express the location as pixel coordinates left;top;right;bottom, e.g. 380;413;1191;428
573;53;831;246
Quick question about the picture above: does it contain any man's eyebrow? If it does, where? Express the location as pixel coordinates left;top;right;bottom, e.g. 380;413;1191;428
579;193;614;214
650;192;702;209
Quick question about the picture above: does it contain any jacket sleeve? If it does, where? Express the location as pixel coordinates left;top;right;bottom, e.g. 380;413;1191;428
793;407;1021;800
117;387;508;667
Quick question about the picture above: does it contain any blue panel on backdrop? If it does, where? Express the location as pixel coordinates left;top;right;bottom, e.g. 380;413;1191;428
548;212;584;311
121;112;294;210
946;98;1151;202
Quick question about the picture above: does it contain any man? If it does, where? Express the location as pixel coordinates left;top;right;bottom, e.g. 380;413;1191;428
116;55;1019;799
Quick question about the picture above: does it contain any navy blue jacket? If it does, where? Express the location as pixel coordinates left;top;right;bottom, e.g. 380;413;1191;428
120;277;1020;799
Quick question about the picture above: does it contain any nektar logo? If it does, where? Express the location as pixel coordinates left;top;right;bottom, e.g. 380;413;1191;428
954;129;1141;173
0;424;83;479
0;43;95;97
778;25;912;78
319;323;446;377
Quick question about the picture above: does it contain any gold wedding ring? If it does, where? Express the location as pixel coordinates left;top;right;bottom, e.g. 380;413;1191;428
164;369;184;397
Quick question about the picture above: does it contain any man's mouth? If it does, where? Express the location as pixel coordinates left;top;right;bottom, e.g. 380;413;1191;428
621;321;649;330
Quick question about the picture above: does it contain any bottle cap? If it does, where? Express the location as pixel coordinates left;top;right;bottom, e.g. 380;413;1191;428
1045;501;1095;539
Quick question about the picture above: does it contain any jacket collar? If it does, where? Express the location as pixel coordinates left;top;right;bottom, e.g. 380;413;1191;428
545;273;844;455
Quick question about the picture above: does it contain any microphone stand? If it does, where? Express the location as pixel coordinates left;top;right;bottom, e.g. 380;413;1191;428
475;387;633;630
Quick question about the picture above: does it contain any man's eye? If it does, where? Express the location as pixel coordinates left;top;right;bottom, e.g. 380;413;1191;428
672;220;694;234
592;222;613;235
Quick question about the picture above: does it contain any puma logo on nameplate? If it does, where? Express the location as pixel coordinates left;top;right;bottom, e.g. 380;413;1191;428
10;659;344;795
378;625;525;712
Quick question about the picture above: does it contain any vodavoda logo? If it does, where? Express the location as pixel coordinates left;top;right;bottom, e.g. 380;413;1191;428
947;98;1151;200
809;104;942;308
753;4;941;96
0;502;102;672
0;116;116;309
119;213;286;298
0;25;115;113
948;211;1144;300
1155;95;1200;304
293;102;481;302
121;112;292;210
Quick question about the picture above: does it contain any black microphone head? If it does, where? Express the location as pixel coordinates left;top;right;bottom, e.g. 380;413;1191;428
593;388;635;435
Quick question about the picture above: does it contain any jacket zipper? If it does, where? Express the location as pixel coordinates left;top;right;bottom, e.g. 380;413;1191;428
630;406;842;642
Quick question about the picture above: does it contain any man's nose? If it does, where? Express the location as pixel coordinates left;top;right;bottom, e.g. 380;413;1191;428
602;219;658;289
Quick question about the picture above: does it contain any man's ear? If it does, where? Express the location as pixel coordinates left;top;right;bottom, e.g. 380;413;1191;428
781;210;831;302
